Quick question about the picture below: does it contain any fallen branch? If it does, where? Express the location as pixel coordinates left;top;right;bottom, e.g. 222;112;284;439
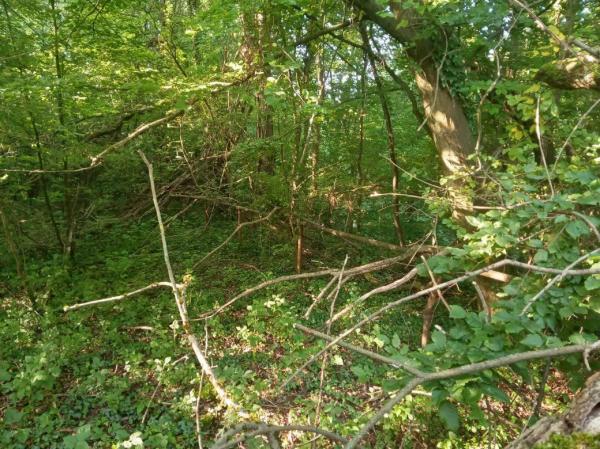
329;267;418;324
63;281;178;312
282;252;600;389
302;218;406;251
195;249;425;320
192;207;278;268
139;150;241;412
213;422;349;449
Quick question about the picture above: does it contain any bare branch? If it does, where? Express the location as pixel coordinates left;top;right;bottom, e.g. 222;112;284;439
282;253;600;388
139;150;241;412
192;208;278;268
63;281;178;312
213;423;349;449
195;251;422;320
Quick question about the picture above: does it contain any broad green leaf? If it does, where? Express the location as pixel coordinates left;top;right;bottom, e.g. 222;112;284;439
449;305;467;319
4;407;22;425
565;220;589;239
439;401;460;431
520;334;543;348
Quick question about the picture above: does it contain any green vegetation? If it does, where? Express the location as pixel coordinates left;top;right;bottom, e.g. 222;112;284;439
1;0;599;448
534;433;600;449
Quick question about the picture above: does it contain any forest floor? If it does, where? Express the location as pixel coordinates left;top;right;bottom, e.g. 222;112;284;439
0;207;575;449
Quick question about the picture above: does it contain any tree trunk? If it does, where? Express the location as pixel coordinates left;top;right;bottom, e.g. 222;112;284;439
360;23;405;245
348;0;476;221
347;0;475;177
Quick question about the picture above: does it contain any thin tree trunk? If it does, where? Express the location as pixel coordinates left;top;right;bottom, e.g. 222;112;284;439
360;24;404;245
348;0;476;219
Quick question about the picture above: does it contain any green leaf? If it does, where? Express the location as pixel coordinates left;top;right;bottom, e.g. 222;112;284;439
481;384;510;403
332;355;344;366
565;220;589;239
584;276;600;291
439;401;460;431
533;249;548;263
520;334;543;348
4;407;22;425
431;330;447;347
449;305;467;319
391;334;401;349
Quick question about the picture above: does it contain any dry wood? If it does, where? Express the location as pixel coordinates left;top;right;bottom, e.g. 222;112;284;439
302;218;406;251
282;253;600;389
63;282;178;312
139;150;241;412
213;423;349;449
195;250;423;320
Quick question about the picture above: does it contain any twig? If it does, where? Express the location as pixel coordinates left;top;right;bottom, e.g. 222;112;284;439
313;256;348;445
551;98;600;174
196;322;208;449
63;281;179;312
304;275;338;318
282;255;600;388
294;324;425;377
472;281;491;323
192;207;278;268
141;354;189;425
139;150;241;412
520;247;600;315
535;95;555;197
421;256;450;311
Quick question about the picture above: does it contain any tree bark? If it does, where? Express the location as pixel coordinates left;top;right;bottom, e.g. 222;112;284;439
347;1;475;176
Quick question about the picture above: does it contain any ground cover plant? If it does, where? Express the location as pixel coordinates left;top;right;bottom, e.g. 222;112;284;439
1;0;599;448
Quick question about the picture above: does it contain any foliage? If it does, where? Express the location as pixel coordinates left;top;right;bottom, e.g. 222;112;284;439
1;0;599;448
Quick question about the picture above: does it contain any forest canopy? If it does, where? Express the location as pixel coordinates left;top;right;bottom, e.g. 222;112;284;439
1;0;599;448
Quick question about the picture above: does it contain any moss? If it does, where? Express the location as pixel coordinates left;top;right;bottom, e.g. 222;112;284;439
534;433;600;449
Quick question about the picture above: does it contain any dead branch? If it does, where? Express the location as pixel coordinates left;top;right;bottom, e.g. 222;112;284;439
139;150;241;412
192;208;278;268
302;218;406;251
195;250;423;320
63;281;179;312
213;422;349;449
329;267;418;324
304;275;338;319
282;252;600;389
